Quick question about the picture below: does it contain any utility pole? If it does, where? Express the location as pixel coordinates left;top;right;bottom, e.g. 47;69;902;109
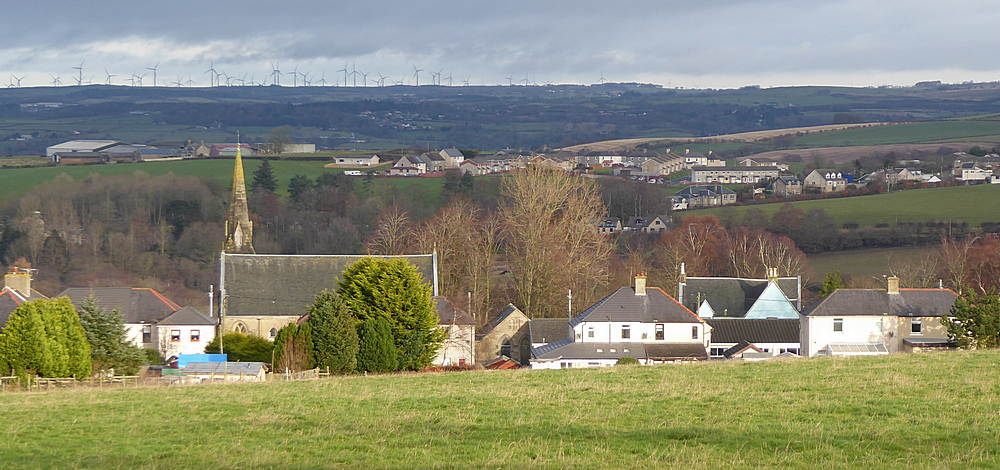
567;289;573;319
208;284;214;317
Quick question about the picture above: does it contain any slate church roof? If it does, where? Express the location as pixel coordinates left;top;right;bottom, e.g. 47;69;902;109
680;276;800;318
221;253;437;317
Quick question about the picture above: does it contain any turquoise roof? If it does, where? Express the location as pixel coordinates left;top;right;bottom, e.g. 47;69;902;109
697;299;716;318
744;281;800;319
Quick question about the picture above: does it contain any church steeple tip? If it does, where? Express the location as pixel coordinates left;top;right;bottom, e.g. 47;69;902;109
224;131;254;253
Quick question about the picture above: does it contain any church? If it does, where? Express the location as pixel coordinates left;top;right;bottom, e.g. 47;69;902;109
217;139;444;341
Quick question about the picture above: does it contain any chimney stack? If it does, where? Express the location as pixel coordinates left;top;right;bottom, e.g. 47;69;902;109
887;276;900;295
634;273;647;296
679;262;687;282
4;267;32;297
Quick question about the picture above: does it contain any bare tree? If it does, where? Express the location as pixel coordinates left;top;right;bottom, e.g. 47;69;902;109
727;228;808;279
365;206;411;255
500;166;612;318
937;237;978;292
888;253;939;288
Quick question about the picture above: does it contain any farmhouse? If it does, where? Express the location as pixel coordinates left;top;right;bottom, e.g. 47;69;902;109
803;169;848;192
530;275;710;369
58;287;216;359
691;166;780;184
800;276;957;357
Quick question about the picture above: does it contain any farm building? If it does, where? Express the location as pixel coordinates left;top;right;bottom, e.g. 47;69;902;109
46;140;119;158
331;155;381;166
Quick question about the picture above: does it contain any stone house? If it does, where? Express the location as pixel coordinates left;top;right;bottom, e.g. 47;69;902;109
803;169;847;192
673;185;737;208
475;304;530;365
769;176;802;196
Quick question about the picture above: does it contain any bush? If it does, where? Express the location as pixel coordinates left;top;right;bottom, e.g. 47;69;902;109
616;357;639;365
306;291;359;374
356;317;398;373
0;298;91;379
273;323;314;372
204;332;273;363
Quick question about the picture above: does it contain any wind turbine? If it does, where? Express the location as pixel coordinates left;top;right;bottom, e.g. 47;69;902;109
172;77;184;87
72;60;84;86
377;73;387;87
299;70;310;86
505;75;513;86
6;76;14;88
271;62;281;86
146;63;159;87
412;65;423;86
351;63;358;87
134;72;145;87
598;73;606;85
50;74;62;86
12;75;24;88
104;68;116;85
339;63;348;87
186;75;195;87
318;72;327;87
205;62;219;87
288;66;299;87
445;74;453;87
463;77;471;86
436;69;444;85
360;71;368;87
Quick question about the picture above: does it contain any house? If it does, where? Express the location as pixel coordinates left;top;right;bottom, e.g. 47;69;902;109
439;148;465;168
683;150;725;168
476;304;531;365
706;318;800;358
639;154;686;176
190;143;211;157
669;196;689;211
800;276;958;357
181;362;266;382
691;166;779;184
389;154;428;175
803;169;847;192
955;163;992;182
433;297;476;367
769;176;803;197
738;158;790;171
422;152;449;172
46;139;119;158
58;287;216;359
0;267;49;330
531;154;577;172
673;185;737;208
530;275;709;369
332;155;381;167
678;268;801;319
624;216;669;233
219;253;439;339
459;160;487;175
597;217;623;234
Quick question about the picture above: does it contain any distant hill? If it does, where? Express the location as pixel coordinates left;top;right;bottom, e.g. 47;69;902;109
4;82;1000;153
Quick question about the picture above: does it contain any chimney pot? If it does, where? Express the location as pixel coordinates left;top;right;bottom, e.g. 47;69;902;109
887;276;900;295
634;273;647;296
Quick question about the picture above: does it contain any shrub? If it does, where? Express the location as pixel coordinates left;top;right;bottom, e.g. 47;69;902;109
204;332;273;363
306;291;359;374
616;357;639;365
356;317;398;373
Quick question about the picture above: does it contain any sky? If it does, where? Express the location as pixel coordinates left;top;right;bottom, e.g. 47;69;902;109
2;0;999;89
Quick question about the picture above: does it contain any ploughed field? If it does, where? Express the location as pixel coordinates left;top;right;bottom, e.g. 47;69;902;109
0;351;996;469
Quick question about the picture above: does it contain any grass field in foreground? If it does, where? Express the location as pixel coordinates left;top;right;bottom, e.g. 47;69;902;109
0;352;996;469
697;184;1000;227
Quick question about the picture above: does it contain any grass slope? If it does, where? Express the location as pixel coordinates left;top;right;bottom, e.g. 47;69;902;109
0;352;996;469
698;184;1000;227
807;246;932;280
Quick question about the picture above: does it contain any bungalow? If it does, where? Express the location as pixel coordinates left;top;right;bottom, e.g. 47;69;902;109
624;216;669;233
58;287;216;359
530;275;709;369
803;169;847;192
800;276;957;357
459;160;487;176
181;362;266;382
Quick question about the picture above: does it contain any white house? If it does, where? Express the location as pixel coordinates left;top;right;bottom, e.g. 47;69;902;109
800;277;957;357
332;155;381;166
433;297;476;367
531;275;709;369
58;287;217;360
439;148;465;168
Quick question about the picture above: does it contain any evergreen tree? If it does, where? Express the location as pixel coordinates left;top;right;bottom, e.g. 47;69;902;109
338;258;444;371
306;291;359;374
943;290;1000;349
459;171;474;194
0;298;91;379
204;332;273;363
273;322;314;372
77;297;145;375
0;301;54;379
252;159;278;193
819;271;846;297
287;175;313;202
49;298;92;379
356;317;398;373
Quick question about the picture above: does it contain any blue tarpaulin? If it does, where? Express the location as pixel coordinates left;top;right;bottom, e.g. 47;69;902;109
177;354;228;368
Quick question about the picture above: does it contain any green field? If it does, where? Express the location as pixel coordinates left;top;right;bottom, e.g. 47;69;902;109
0;352;996;469
807;246;932;280
698;184;1000;227
786;120;1000;148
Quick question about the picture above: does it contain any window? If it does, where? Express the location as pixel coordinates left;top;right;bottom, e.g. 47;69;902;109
269;328;278;338
588;362;600;366
190;330;200;342
655;324;665;341
833;318;843;332
710;347;727;358
691;326;699;339
621;325;631;340
587;326;594;338
560;362;573;368
170;329;181;342
142;325;152;343
458;358;466;367
911;319;922;334
780;348;800;355
500;338;512;358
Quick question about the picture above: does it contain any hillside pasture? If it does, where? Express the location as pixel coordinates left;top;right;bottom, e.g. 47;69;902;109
807;246;933;281
0;352;995;469
695;184;1000;227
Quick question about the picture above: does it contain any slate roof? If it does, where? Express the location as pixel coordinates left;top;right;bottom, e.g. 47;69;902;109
674;185;736;198
722;341;761;358
478;304;525;337
0;287;48;329
706;318;800;343
528;318;572;344
440;148;464;159
159;306;216;326
221;253;436;317
804;289;957;317
532;342;707;360
433;296;475;325
570;287;702;327
58;287;181;324
680;277;800;318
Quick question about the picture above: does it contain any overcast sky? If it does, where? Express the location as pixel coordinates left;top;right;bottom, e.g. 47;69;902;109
2;1;998;89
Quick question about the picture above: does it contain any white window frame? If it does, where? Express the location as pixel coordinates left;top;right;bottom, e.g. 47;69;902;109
833;318;844;332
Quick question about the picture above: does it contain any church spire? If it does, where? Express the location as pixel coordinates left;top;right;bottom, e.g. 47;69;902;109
224;131;254;253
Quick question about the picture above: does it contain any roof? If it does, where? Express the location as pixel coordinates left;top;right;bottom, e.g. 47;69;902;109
221;253;436;317
706;318;800;343
692;166;779;172
158;306;216;326
825;343;889;354
181;362;265;375
440;148;464;158
743;281;800;319
0;286;48;329
722;341;762;358
570;286;702;327
528;318;572;344
478;304;526;336
433;296;475;325
681;277;800;318
675;185;736;197
48;140;119;151
532;342;707;360
805;289;957;317
57;287;181;324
